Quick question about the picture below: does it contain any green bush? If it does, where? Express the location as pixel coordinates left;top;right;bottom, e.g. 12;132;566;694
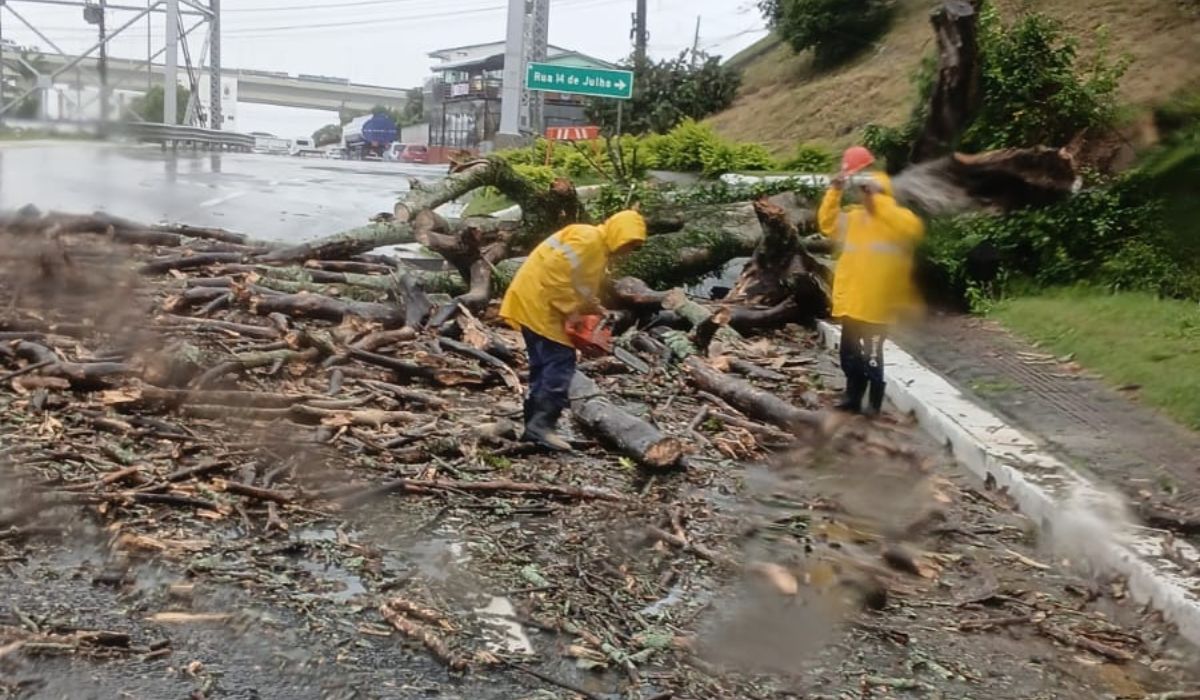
862;5;1126;168
759;0;894;68
961;7;1128;151
923;170;1200;301
643;120;777;176
780;144;835;172
511;164;557;190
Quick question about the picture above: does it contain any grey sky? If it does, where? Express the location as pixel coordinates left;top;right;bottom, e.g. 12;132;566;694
2;0;767;136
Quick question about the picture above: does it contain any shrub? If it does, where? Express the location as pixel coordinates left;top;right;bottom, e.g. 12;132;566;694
862;5;1127;167
780;144;835;172
961;7;1128;151
759;0;895;68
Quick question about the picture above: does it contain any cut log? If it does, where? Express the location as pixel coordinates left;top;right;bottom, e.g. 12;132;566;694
257;221;415;265
569;372;683;469
684;357;820;433
727;298;807;334
662;289;742;351
9;341;132;388
140;251;247;275
244;290;406;328
608;276;668;311
347;347;486;387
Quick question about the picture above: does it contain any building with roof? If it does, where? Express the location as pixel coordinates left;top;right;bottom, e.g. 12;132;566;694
424;40;616;156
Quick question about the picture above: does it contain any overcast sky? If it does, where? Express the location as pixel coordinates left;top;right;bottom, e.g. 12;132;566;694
2;0;768;136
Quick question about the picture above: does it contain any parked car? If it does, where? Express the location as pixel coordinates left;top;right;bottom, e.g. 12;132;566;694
400;144;429;164
384;142;406;161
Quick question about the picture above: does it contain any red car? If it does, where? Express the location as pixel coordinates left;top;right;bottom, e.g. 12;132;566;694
400;144;429;163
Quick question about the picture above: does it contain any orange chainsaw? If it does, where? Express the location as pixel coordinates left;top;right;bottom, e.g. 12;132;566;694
564;314;614;358
565;315;650;372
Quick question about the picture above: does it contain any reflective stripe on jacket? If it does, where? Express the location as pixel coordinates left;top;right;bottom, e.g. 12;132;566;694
500;211;646;346
817;173;924;325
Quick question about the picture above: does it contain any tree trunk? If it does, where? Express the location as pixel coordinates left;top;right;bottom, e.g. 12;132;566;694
569;372;683;469
893;147;1080;214
242;290;406;328
684;357;820;433
258;221;416;265
910;0;983;164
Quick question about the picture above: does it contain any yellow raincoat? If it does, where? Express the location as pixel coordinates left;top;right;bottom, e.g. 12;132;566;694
818;173;924;325
500;211;647;346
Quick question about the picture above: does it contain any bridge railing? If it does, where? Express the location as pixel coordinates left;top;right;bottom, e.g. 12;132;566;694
117;122;256;151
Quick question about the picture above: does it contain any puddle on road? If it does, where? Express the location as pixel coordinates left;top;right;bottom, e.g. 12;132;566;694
474;595;535;656
296;559;367;603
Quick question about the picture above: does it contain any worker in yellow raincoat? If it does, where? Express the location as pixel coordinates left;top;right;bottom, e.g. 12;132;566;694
819;148;924;416
500;210;647;450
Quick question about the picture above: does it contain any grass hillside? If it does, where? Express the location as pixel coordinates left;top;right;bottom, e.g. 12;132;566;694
710;0;1200;155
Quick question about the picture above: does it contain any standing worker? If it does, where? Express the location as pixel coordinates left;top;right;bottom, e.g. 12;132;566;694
818;147;924;416
500;211;647;450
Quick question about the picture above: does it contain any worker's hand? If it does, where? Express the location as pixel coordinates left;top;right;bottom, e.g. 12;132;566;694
830;173;848;191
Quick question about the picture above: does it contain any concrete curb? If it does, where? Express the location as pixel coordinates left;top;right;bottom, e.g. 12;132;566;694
817;321;1200;646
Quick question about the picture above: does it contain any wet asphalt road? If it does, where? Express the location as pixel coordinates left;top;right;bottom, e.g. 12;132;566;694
0;141;449;243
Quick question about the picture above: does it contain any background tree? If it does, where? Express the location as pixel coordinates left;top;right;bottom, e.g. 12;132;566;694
312;123;342;147
586;51;741;135
759;0;894;69
127;84;192;124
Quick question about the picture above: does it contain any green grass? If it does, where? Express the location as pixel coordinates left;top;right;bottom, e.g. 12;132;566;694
993;287;1200;429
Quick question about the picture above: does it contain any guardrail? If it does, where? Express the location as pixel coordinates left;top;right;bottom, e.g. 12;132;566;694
119;123;256;151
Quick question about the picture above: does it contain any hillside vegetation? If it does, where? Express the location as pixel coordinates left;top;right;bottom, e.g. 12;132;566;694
710;0;1200;155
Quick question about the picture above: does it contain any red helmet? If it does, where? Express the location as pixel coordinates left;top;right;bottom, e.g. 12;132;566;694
841;146;875;175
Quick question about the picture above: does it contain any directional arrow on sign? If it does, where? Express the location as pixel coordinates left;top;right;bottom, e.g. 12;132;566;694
615;80;627;90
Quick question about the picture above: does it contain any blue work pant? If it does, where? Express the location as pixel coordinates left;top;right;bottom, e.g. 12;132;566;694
522;327;576;412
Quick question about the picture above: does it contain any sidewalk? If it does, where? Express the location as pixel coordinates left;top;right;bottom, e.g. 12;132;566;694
900;313;1200;532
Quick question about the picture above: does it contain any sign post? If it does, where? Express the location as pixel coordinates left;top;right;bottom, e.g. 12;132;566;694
526;62;634;145
525;63;635;100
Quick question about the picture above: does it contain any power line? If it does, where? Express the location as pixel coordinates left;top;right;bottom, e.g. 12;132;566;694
225;0;467;12
222;0;622;37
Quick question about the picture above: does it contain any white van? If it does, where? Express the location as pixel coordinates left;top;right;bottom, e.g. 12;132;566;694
290;138;321;157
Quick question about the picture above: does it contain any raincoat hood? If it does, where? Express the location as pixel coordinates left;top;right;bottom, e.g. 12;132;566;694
600;210;647;253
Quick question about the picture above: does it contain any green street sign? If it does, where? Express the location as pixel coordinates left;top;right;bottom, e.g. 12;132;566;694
525;63;634;100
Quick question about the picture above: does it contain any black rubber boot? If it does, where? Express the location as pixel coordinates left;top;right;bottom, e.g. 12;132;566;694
863;380;886;417
836;373;868;413
520;401;572;452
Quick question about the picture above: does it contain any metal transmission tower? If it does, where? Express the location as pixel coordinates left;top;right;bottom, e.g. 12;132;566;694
499;0;549;140
0;0;220;127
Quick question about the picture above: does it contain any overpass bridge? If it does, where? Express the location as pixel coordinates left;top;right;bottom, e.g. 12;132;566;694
31;53;410;113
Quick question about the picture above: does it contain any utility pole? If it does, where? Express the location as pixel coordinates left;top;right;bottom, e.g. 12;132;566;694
83;1;108;121
208;0;220;129
164;0;177;125
691;15;701;68
0;3;6;125
633;0;647;67
498;0;525;137
527;0;548;136
98;0;108;121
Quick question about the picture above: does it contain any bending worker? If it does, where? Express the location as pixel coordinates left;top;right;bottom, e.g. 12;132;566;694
500;210;647;450
818;147;924;416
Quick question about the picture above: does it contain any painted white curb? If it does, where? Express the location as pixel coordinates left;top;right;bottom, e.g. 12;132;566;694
818;321;1200;646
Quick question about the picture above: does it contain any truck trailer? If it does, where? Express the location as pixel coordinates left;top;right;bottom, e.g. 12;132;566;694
342;113;398;160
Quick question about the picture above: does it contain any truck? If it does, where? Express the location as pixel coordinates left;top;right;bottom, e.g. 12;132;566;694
342;113;398;160
251;133;291;155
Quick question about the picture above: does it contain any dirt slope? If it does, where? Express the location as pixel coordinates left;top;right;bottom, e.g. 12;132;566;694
710;0;1200;155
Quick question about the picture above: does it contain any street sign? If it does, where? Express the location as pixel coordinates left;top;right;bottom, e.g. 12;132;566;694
546;126;601;141
525;63;634;100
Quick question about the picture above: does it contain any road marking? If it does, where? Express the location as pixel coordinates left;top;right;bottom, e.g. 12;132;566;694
199;191;248;208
